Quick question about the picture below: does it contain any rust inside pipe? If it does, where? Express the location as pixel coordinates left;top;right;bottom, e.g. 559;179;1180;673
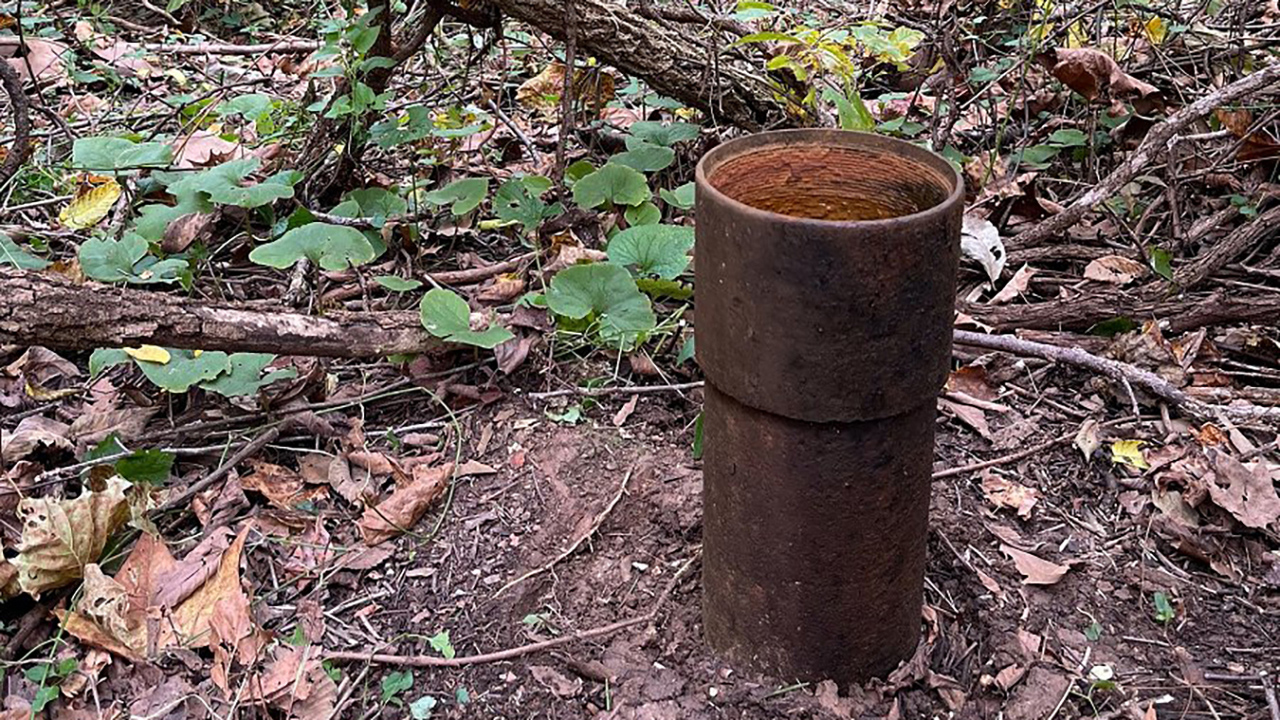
695;130;963;686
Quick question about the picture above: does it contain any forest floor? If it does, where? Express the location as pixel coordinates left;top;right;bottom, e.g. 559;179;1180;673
2;0;1280;718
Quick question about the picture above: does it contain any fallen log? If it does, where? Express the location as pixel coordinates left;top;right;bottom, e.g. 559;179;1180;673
0;268;436;357
962;289;1280;333
483;0;784;130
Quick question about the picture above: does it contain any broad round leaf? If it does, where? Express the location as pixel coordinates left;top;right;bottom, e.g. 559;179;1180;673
612;142;675;173
0;233;50;270
607;225;694;279
201;353;297;397
546;262;656;345
572;164;650;209
249;223;376;271
135;349;231;393
421;177;489;216
419;288;514;349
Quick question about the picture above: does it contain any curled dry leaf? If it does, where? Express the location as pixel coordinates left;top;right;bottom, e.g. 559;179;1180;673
13;475;131;597
1084;255;1147;284
981;473;1041;519
1206;453;1280;529
359;463;454;545
57;563;146;662
1;415;73;461
1001;544;1069;585
161;211;219;254
1215;108;1280;162
1036;47;1162;112
990;264;1036;304
240;460;329;510
163;524;252;650
257;645;338;719
477;274;527;304
172;130;246;169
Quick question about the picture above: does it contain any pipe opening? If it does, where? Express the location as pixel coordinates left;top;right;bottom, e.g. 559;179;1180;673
707;143;954;222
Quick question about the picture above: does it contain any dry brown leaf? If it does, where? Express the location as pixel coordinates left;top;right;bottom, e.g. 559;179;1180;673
477;274;526;304
1206;453;1280;529
990;264;1036;304
161;211;219;254
947;365;998;401
240;460;329;510
68;405;158;454
495;334;537;375
155;527;235;608
1215;108;1280;162
58;563;146;662
981;473;1041;519
1084;255;1147;284
456;460;497;476
346;450;401;477
940;398;991;439
208;558;266;694
1002;545;1069;585
6;38;70;86
172;130;246;169
516;62;615;115
13;475;130;597
258;645;337;718
115;532;177;619
359;463;454;545
90;39;157;78
1036;47;1161;111
164;525;251;649
976;567;1006;604
613;394;639;426
1;415;73;461
326;455;375;505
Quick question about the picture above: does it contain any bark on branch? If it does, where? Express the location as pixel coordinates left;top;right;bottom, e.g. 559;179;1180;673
0;269;436;357
482;0;784;130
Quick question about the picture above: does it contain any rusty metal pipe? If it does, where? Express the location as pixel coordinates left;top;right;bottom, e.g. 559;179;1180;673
694;130;963;685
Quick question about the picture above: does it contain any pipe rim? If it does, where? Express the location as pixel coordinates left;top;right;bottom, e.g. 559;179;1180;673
694;129;964;228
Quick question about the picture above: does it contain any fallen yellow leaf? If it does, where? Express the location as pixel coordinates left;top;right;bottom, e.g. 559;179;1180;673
1144;16;1167;45
1110;440;1150;470
125;345;171;364
58;178;122;230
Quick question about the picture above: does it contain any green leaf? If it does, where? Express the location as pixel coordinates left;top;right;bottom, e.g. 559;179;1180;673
135;349;231;393
165;158;295;209
115;449;175;484
572;164;650;209
659;182;695;210
381;670;414;703
1153;591;1175;623
31;686;59;713
565;160;596;185
627;121;699;147
370;106;435;149
734;30;801;45
54;658;77;677
72;137;173;171
200;353;297;397
1018;145;1059;169
546;405;582;424
25;664;53;684
421;178;489;216
249;223;376;271
89;348;131;376
636;278;692;300
546;262;656;345
676;336;695;364
1048;128;1089;147
218;94;274;120
494;177;563;235
612;141;676;173
1088;317;1138;337
692;411;705;459
607;225;694;279
455;687;470;704
80;235;186;285
374;275;423;292
824;87;876;132
86;434;128;462
428;631;455;659
1084;622;1103;641
624;201;661;226
0;233;49;269
419;289;514;349
409;696;438;720
1149;246;1173;281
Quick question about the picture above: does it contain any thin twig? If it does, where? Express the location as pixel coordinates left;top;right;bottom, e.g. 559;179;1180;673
932;417;1136;480
527;381;704;400
155;426;281;513
494;465;634;597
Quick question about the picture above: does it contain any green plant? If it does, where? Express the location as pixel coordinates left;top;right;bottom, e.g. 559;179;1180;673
429;630;456;659
546;262;657;348
26;658;78;712
380;669;414;704
1153;592;1175;623
90;347;296;396
419;288;514;348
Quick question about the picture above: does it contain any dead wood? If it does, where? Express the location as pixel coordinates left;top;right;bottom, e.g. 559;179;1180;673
481;0;783;130
962;289;1280;334
0;268;436;357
